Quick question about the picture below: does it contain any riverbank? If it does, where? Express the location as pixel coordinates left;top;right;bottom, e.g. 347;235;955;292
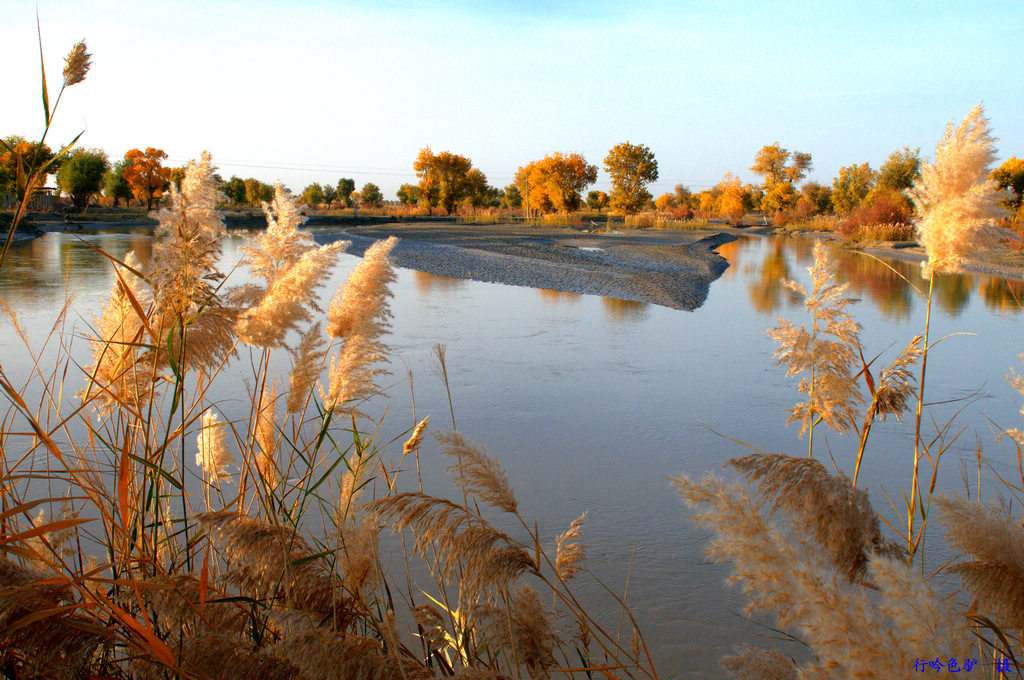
9;217;1024;303
313;222;736;311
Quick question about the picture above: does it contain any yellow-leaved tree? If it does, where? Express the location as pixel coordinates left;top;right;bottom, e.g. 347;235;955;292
604;141;658;214
515;152;597;214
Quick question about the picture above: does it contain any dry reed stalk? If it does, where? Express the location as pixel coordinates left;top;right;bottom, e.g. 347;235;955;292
907;104;1007;558
767;241;862;455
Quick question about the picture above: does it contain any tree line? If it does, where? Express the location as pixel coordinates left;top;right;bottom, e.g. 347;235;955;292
4;134;1022;226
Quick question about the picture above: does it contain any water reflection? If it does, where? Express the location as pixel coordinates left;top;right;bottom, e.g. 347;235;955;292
980;277;1024;313
0;232;154;309
743;240;802;314
537;288;582;305
717;236;1021;319
601;296;648;321
412;270;466;294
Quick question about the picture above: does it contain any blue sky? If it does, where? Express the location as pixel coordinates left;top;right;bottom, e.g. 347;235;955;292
4;0;1023;199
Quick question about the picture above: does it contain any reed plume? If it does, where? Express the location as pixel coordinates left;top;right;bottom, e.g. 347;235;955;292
148;152;235;373
198;511;351;623
197;409;234;482
436;431;518;513
865;334;922;422
729;453;902;582
767;241;863;452
236;184;348;348
139;573;247;636
323;237;398;415
555;513;587;581
366;492;536;593
475;584;559;679
255;385;279;488
674;473;973;678
909;103;1007;278
403;416;429;457
935;493;1024;631
286;322;327;413
267;630;433;680
338;515;380;600
1004;354;1024;446
62;40;91;86
326;237;398;341
133;633;300;680
721;647;796;680
0;560;105;680
80;251;153;413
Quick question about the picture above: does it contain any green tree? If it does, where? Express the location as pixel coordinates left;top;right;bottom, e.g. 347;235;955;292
397;183;420;205
414;147;474;215
56;147;108;210
603;141;659;214
243;177;263;205
586;190;608;210
103;160;132;207
503;184;522;209
751;143;812;214
337;177;356;208
674;184;693;208
465;168;490;209
832;162;877;214
221;175;246;204
302;183;324;207
360;182;383;207
322;184;337;207
877;147;921;192
800;181;833;214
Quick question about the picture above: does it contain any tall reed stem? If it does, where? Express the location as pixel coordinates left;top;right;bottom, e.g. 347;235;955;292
907;275;935;559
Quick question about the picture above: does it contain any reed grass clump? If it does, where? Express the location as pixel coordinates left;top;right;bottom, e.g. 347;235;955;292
0;152;652;680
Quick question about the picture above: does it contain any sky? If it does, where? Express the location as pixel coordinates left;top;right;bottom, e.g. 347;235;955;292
4;0;1023;200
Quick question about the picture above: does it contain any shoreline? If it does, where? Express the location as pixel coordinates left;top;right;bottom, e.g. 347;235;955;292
11;219;1024;302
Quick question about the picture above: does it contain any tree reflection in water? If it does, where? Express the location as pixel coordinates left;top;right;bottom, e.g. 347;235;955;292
601;296;648;321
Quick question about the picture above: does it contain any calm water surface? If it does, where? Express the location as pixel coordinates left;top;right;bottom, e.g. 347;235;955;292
1;230;1023;677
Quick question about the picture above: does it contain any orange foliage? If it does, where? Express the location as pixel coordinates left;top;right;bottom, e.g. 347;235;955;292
515;152;597;213
122;148;171;209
